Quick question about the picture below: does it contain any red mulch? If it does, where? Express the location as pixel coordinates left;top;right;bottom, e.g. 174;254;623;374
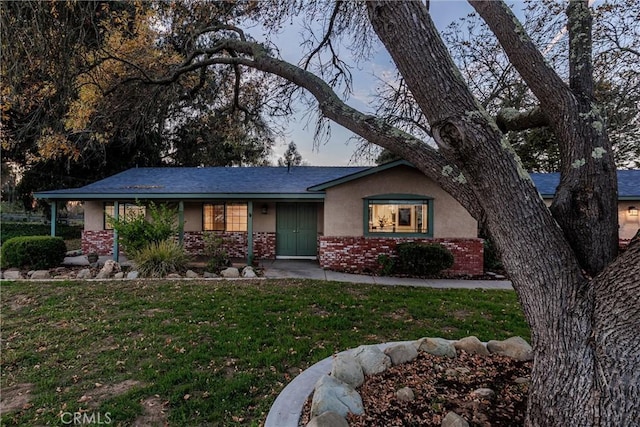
300;351;531;426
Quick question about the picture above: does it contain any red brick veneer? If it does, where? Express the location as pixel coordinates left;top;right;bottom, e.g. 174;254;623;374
318;236;484;276
82;230;276;259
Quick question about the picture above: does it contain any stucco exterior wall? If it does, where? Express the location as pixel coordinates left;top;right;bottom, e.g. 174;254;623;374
323;165;477;238
84;201;105;231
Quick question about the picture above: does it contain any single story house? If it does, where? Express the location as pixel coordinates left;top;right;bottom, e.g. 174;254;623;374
35;161;640;275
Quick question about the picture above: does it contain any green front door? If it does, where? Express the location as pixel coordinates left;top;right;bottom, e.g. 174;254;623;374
276;203;318;257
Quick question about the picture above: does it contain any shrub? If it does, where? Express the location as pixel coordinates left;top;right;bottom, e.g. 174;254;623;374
483;238;504;271
134;240;190;278
1;236;67;269
203;233;231;272
0;223;82;245
395;242;454;277
376;253;395;276
108;202;177;255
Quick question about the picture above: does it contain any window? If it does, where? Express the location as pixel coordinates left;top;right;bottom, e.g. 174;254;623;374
104;203;146;230
203;203;248;232
365;196;431;236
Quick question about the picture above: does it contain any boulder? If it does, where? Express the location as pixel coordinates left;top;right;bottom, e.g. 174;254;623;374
352;345;392;375
242;266;257;278
417;337;457;358
306;411;348;427
442;411;469;427
126;271;139;279
186;270;199;278
95;260;120;279
384;343;418;365
166;273;182;279
77;269;93;279
2;270;24;280
114;272;125;279
396;387;415;402
331;353;364;388
454;336;489;356
310;375;363;418
487;336;533;361
203;271;218;278
30;270;51;280
220;267;240;278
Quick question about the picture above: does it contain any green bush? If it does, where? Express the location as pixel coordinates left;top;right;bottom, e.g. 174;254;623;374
134;240;190;278
395;242;454;277
0;223;82;245
203;233;230;272
1;236;67;269
108;202;177;255
376;253;395;276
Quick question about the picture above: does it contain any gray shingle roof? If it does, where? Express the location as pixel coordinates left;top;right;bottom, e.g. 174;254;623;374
34;164;640;200
35;166;368;199
530;170;640;199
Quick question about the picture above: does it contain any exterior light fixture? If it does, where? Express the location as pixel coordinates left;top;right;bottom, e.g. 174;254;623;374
261;204;269;215
629;206;638;216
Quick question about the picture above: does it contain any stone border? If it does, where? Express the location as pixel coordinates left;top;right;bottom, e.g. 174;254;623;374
265;341;412;427
265;336;532;427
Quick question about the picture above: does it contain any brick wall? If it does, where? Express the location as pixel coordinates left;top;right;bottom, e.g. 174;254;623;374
82;230;276;259
318;236;484;276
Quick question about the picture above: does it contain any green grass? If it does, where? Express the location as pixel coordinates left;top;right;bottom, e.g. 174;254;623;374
0;279;529;426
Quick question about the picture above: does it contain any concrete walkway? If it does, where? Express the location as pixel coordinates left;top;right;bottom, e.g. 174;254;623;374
261;259;513;290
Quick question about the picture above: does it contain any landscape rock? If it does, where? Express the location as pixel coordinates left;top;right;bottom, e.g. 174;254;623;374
126;271;139;279
77;269;93;279
185;270;199;278
2;270;24;280
166;273;182;279
242;266;257;278
396;387;415;402
310;375;363;418
203;271;218;278
306;411;348;427
352;345;392;375
442;411;469;427
96;260;120;279
486;336;533;361
30;270;51;280
384;343;419;365
331;354;364;388
220;267;240;278
114;272;125;279
454;336;489;356
471;388;495;399
417;337;457;358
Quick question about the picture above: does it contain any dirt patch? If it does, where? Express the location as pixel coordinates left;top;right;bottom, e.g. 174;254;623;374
77;380;144;408
0;383;34;414
132;396;169;427
5;295;38;311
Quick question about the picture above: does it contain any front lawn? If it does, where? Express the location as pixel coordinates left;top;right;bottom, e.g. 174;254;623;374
0;279;529;426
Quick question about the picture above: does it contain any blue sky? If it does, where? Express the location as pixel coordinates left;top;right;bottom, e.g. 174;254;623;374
262;1;487;166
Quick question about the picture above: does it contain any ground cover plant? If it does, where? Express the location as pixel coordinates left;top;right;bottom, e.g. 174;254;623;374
0;279;529;426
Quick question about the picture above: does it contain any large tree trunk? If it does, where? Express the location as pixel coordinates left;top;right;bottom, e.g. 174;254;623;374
365;2;639;426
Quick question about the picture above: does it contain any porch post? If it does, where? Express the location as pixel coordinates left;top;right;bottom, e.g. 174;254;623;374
113;201;119;262
50;200;57;236
178;201;184;245
247;201;254;265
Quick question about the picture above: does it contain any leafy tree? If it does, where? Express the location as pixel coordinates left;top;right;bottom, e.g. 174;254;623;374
0;1;280;205
277;141;304;168
101;1;637;424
